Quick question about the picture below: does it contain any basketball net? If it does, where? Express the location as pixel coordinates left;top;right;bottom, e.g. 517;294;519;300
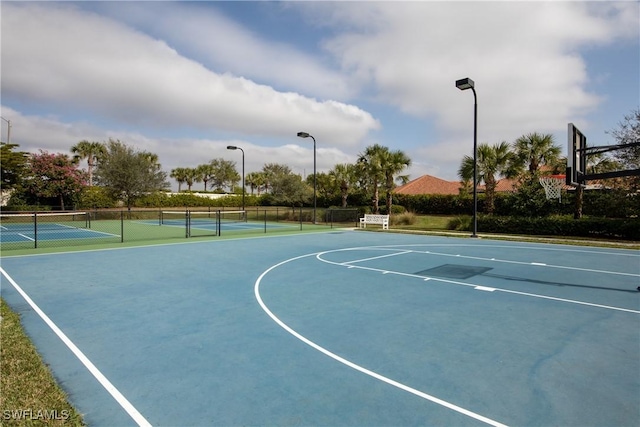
539;175;565;201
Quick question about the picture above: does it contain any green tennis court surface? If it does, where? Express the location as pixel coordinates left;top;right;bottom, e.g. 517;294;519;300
0;209;333;251
1;231;638;426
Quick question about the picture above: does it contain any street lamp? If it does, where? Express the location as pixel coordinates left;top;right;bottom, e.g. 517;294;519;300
297;131;316;224
0;116;11;144
455;77;478;238
226;145;245;212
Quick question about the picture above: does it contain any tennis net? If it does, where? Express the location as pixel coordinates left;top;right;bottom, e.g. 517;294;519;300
0;211;89;232
160;210;246;237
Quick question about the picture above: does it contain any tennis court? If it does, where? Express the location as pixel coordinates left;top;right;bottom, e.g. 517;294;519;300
1;230;638;426
0;209;354;251
0;211;117;244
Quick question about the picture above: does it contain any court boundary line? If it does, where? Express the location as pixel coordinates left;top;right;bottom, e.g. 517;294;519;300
0;229;349;259
0;267;152;427
255;253;509;427
316;246;640;314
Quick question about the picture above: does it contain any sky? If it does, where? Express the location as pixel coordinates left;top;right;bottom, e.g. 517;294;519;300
1;1;638;191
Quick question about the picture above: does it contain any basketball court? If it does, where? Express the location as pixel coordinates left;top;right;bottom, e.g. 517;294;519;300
1;230;638;426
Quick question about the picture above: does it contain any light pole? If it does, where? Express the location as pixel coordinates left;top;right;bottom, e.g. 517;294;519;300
455;77;478;238
0;116;11;144
297;131;316;224
226;145;245;212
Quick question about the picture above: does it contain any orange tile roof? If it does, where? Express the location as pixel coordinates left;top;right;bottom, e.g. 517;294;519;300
394;175;519;195
394;175;461;195
491;178;518;193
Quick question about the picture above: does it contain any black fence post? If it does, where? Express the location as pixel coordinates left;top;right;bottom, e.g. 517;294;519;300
34;211;38;249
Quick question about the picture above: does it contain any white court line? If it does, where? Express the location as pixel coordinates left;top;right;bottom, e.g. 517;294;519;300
316;248;640;314
341;250;412;265
0;267;152;427
314;245;639;277
411;249;639;277
475;286;496;292
255;253;509;427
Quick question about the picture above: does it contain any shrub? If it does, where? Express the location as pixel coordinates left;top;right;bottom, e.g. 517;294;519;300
447;216;472;231
78;186;118;209
391;211;417;226
475;215;640;241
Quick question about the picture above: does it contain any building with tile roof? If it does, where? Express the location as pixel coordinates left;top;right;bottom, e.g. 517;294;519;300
394;174;518;196
393;175;461;195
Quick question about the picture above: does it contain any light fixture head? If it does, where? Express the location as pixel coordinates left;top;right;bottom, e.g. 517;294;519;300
226;145;237;150
455;77;474;91
297;132;310;138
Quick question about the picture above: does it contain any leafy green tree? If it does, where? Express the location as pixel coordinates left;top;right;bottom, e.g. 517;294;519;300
259;163;310;206
307;172;333;202
170;167;189;192
0;142;28;191
23;150;87;210
270;173;310;206
207;158;239;192
94;139;168;209
71;140;106;186
458;141;517;214
608;108;640;190
262;163;292;194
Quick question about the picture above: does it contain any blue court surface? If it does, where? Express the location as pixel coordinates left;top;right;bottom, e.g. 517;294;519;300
0;224;118;243
1;231;638;426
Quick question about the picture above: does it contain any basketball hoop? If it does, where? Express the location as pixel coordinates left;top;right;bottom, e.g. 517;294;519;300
539;174;565;201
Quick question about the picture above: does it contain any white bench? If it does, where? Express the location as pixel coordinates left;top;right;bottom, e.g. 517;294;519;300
359;214;389;230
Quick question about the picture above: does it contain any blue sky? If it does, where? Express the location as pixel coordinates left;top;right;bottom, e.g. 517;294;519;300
1;1;638;190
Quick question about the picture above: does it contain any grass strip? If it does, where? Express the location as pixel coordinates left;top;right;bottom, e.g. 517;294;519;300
0;298;84;426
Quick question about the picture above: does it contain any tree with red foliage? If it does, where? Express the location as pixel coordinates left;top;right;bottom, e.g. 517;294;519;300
24;150;87;210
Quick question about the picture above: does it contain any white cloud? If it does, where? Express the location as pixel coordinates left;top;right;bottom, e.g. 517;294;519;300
304;1;638;178
92;2;356;101
1;3;379;148
3;109;351;191
1;2;637;187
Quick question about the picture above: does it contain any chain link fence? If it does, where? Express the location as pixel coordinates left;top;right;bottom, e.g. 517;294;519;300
0;208;359;252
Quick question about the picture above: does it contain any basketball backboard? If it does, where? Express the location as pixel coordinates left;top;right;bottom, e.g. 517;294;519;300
567;123;587;187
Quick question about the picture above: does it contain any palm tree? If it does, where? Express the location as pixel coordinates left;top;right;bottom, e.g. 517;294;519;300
382;149;411;213
262;163;292;194
329;163;357;208
513;132;561;175
71;140;106;186
357;144;387;214
458;141;516;214
184;167;200;191
245;171;266;195
357;144;411;214
197;163;215;191
587;150;621;176
170;167;189;192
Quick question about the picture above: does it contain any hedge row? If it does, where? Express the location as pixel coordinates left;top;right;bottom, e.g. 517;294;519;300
394;190;639;218
474;216;640;241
